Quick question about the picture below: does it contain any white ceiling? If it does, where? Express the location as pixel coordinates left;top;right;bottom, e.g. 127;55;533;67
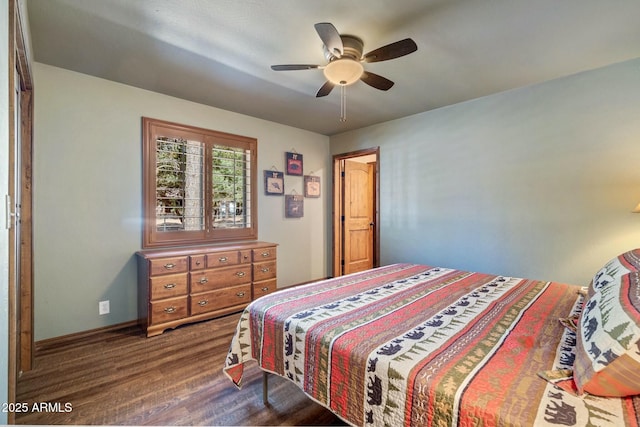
26;0;640;136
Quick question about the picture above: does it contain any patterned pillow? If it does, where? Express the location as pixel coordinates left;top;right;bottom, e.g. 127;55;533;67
573;249;640;396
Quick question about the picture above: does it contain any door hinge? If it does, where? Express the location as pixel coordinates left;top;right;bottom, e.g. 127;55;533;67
5;194;15;230
341;215;345;222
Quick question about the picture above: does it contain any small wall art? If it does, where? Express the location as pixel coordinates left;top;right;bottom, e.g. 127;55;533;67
285;151;303;176
304;175;321;198
285;193;304;218
264;170;284;195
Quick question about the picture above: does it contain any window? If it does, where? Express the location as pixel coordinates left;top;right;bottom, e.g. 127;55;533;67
142;117;257;248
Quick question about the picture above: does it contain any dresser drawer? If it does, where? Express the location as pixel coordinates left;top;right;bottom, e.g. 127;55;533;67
239;249;252;264
190;254;206;270
253;279;277;299
190;284;251;315
150;296;188;324
253;260;277;282
190;264;252;292
149;256;188;276
253;246;276;262
207;250;240;268
150;273;188;300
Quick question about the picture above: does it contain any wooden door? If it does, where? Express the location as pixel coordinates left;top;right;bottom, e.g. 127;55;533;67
343;160;374;274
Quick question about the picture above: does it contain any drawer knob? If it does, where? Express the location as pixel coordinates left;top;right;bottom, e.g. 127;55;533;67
196;261;201;265
219;256;228;263
198;300;208;306
236;292;246;297
164;306;176;313
164;263;176;269
261;287;269;292
261;267;270;273
236;271;246;277
261;252;270;257
199;277;209;284
164;283;176;289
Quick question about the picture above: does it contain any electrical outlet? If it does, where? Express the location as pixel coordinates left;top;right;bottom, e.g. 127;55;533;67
99;300;110;315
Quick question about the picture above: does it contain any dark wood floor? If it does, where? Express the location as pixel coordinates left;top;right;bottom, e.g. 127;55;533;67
15;312;347;426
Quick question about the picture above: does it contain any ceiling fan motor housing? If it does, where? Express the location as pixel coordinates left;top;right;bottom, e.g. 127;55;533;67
324;35;364;61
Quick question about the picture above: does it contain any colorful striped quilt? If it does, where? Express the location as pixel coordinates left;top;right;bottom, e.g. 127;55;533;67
224;264;640;426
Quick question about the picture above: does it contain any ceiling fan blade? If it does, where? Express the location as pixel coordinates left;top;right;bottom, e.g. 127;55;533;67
360;72;394;91
314;22;343;57
271;64;320;71
363;38;418;63
316;81;335;97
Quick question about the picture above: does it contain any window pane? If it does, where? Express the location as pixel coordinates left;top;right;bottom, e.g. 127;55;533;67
155;137;204;232
211;145;251;229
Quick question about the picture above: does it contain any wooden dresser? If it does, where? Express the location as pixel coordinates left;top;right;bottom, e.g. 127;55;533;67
137;241;277;337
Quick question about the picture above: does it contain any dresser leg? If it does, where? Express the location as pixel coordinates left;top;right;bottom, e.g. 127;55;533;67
262;371;269;404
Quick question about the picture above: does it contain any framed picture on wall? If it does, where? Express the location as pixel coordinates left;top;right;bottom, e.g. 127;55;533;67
285;151;303;176
264;170;284;195
304;175;321;198
285;194;304;218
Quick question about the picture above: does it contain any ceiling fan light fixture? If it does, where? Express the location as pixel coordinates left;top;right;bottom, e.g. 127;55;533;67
323;58;364;86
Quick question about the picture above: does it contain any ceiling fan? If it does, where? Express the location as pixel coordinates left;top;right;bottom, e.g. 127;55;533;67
271;22;418;98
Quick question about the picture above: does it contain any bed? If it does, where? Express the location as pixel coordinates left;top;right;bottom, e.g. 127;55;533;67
224;251;640;426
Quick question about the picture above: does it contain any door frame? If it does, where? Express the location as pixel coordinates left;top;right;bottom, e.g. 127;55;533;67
332;147;380;277
8;0;35;420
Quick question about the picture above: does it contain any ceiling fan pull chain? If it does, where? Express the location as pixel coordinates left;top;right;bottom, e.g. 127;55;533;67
340;85;347;122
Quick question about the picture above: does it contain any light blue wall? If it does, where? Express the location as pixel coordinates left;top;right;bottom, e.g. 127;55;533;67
33;63;330;340
331;58;640;286
1;2;10;423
